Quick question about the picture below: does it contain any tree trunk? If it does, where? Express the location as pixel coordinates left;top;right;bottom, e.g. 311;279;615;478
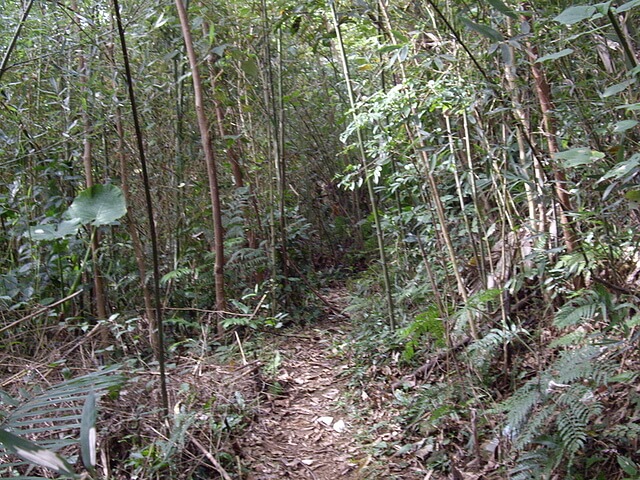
175;0;227;332
522;14;580;258
73;0;108;323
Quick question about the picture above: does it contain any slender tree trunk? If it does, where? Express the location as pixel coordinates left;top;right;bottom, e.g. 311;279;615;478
503;20;540;233
112;0;169;417
522;13;580;257
202;20;264;288
173;49;186;273
0;0;34;82
330;0;396;329
276;28;288;280
111;78;157;353
258;0;282;310
175;0;227;332
73;0;108;322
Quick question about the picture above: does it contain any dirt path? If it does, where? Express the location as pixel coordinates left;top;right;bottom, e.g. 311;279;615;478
239;304;363;479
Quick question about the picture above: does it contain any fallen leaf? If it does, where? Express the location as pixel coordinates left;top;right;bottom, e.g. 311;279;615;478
322;388;340;399
317;416;334;426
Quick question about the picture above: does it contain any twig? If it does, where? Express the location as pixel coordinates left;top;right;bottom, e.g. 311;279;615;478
593;275;640;297
187;433;234;480
235;330;247;365
0;290;83;334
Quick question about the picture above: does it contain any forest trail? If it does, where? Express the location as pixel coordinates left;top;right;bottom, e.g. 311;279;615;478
238;289;364;479
236;288;425;480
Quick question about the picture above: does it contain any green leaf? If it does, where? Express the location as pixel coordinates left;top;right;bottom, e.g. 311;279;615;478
65;184;127;227
599;153;640;182
609;371;638;383
460;17;504;42
29;219;81;241
536;48;574;62
153;11;168;29
624;189;640;201
617;455;639;475
615;0;640;13
602;78;636;97
80;392;97;473
615;102;640;112
553;147;604;167
485;0;517;18
594;1;613;15
0;428;76;477
613;119;638;132
554;5;596;24
240;58;259;77
211;44;228;57
379;44;402;54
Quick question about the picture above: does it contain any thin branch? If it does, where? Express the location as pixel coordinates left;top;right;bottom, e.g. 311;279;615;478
0;290;83;335
0;0;35;81
112;0;169;418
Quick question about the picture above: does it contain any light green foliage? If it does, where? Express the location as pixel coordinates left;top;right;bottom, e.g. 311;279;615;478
399;305;445;362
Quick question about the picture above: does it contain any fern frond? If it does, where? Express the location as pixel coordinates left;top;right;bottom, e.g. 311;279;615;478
0;366;124;475
227;247;268;271
510;447;557;480
160;267;195;286
505;384;544;435
556;408;587;456
515;403;555;449
553;346;602;384
554;302;598;328
467;324;527;369
556;385;602;456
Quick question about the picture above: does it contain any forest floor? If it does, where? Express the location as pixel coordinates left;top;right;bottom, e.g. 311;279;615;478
0;287;431;479
235;288;426;480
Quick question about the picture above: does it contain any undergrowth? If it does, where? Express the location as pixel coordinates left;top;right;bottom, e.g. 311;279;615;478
343;265;640;480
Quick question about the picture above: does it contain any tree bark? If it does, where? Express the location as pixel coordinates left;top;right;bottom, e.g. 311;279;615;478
175;0;227;332
73;0;108;323
522;14;580;257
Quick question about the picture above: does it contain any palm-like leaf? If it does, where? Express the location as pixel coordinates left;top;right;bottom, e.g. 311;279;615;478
0;366;124;478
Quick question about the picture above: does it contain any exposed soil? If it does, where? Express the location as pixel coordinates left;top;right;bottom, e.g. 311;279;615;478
239;316;360;479
236;289;425;480
0;288;429;479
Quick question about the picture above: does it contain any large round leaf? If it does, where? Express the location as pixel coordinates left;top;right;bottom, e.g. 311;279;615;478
65;184;127;227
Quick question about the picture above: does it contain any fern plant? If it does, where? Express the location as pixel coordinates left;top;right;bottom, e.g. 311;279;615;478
555;284;633;329
501;345;618;479
399;305;446;362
